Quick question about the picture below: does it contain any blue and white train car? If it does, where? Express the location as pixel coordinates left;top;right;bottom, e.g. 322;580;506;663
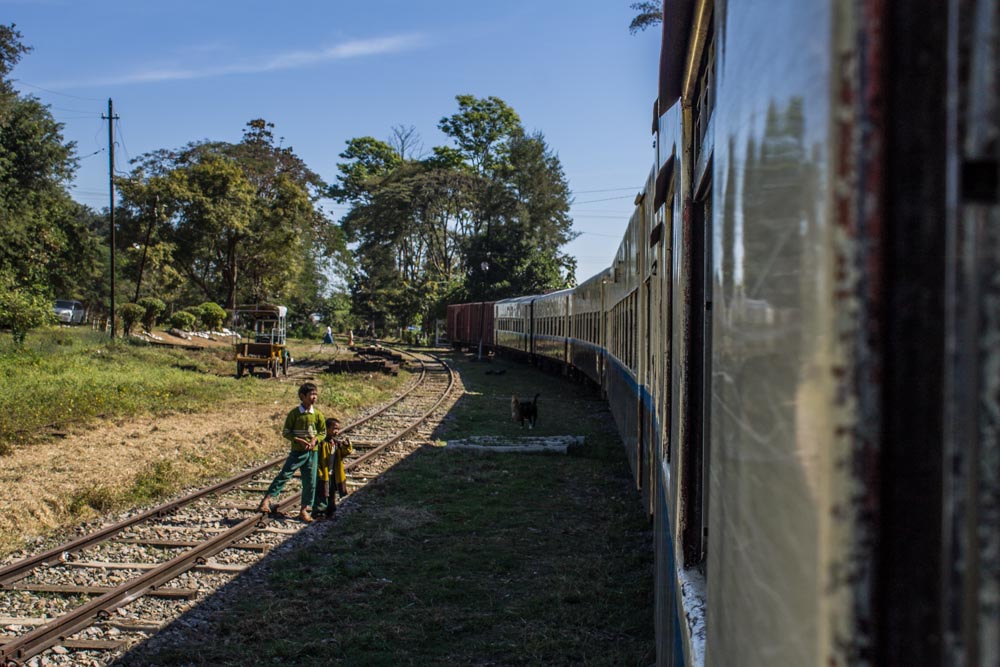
494;295;534;358
569;269;610;386
530;289;572;371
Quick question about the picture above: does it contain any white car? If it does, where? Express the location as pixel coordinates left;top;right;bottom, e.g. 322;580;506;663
53;300;86;324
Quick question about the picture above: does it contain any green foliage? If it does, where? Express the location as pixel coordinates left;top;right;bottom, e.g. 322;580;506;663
336;96;575;332
628;1;662;34
0;273;53;347
329;136;402;205
118;119;344;312
198;301;227;330
169;310;196;331
0;24;31;81
438;95;521;177
136;297;165;332
0;26;104;318
117;302;145;336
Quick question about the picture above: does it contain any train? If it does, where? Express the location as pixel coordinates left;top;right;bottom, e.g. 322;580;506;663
447;1;998;665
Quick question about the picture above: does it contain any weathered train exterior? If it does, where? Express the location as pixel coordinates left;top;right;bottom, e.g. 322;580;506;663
453;0;999;665
445;301;494;354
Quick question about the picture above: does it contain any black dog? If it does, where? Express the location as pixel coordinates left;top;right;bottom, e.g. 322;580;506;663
511;393;540;429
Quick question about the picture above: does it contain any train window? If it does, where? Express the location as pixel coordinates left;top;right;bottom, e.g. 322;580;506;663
684;179;713;571
693;23;716;165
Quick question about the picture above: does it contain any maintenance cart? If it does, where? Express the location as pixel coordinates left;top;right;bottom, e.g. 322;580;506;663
232;304;288;378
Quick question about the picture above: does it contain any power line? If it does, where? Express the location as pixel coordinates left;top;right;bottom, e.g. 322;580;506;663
12;79;103;102
569;187;639;194
572;194;637;204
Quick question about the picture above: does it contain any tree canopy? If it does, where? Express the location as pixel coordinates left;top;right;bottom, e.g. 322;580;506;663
333;95;577;334
0;26;580;342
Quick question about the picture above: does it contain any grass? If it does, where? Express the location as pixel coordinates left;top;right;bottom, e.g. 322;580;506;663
0;326;412;558
118;350;656;666
0;327;400;455
0;327;259;454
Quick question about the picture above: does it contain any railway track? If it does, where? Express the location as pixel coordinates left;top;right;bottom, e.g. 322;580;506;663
0;348;455;666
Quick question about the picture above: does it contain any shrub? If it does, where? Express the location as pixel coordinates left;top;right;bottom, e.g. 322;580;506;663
118;303;145;336
170;311;197;331
0;278;54;348
136;297;166;332
198;302;227;331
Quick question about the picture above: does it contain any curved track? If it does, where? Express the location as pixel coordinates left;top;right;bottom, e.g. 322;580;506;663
0;348;455;666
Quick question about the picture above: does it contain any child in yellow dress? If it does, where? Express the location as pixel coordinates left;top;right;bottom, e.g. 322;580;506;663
315;417;353;518
329;418;353;499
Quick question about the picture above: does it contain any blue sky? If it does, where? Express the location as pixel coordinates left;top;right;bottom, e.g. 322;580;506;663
5;0;661;282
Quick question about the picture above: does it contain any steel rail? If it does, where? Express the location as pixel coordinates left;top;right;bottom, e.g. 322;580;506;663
346;353;455;471
0;458;281;588
0;349;425;589
0;349;448;665
0;510;267;664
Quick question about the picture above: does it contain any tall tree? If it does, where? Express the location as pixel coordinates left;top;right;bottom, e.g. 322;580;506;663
0;25;102;305
438;95;521;178
121;119;345;312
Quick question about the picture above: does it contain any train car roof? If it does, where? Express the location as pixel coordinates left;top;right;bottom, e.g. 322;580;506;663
495;295;538;305
233;304;287;318
531;288;573;301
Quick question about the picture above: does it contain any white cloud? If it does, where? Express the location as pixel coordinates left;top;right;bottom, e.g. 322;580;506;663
47;34;425;88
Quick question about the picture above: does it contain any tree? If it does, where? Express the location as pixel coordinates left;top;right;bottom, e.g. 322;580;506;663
389;124;424;160
117;302;144;337
136;296;165;332
0;271;52;347
628;2;662;34
122;119;345;313
438;95;521;178
0;27;104;316
170;155;255;309
197;302;227;330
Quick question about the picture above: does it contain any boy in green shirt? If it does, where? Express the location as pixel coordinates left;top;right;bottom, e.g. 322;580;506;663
257;382;326;523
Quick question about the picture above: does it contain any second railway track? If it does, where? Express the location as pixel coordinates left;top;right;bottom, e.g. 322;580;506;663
0;348;456;667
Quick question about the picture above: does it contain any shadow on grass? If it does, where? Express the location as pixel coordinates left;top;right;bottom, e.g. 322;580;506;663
114;350;654;667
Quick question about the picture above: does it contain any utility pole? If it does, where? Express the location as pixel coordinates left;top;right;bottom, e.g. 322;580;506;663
102;99;119;338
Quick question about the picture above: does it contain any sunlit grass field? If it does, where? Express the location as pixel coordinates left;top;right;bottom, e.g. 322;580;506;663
0;327;261;454
0;327;403;454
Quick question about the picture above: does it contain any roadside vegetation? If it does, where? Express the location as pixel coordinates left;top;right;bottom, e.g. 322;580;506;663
0;326;409;557
119;352;655;666
0;327;252;454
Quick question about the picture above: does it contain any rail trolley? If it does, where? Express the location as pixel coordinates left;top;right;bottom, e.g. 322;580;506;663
450;0;999;665
231;304;288;378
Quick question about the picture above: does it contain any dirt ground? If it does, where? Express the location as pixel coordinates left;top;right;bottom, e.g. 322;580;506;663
0;400;289;558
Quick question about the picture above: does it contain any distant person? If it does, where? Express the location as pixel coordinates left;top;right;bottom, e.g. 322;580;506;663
322;325;334;346
257;382;326;523
348;329;354;347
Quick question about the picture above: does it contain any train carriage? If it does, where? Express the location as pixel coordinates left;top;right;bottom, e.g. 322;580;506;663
445;301;494;353
493;296;534;358
530;289;572;371
604;204;644;493
569;269;610;385
449;0;998;664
